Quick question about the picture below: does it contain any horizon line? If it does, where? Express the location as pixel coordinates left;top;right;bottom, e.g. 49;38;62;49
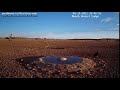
0;36;119;40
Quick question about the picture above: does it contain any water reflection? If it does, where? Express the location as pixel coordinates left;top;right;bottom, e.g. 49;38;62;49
43;56;82;64
18;56;82;65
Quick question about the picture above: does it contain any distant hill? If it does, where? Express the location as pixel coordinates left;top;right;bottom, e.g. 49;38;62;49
67;38;119;40
4;37;31;39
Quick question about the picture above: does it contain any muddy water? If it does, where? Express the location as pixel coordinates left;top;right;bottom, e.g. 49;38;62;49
43;56;82;64
18;56;82;65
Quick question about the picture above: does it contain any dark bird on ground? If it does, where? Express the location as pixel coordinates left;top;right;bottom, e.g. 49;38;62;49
93;50;99;58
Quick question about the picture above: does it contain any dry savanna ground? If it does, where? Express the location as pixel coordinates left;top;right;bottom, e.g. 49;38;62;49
0;39;119;78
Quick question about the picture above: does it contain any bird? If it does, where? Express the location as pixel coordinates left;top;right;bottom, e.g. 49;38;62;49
38;58;45;64
8;34;12;42
93;50;99;58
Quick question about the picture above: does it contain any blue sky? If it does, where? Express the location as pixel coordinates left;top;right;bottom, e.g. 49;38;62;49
0;12;119;39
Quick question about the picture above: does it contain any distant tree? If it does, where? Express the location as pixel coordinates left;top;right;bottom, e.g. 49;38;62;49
35;38;39;40
5;37;9;39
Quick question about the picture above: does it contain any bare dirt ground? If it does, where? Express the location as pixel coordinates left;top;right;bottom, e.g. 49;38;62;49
0;39;119;78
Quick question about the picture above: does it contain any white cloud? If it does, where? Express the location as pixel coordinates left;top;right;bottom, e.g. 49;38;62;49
101;17;112;23
106;27;119;31
117;24;119;26
31;31;119;39
96;27;119;32
113;28;119;30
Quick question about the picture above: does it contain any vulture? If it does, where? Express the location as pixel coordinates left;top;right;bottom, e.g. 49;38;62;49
93;50;99;58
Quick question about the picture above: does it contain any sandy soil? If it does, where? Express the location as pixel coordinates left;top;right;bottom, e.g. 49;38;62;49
0;39;119;78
